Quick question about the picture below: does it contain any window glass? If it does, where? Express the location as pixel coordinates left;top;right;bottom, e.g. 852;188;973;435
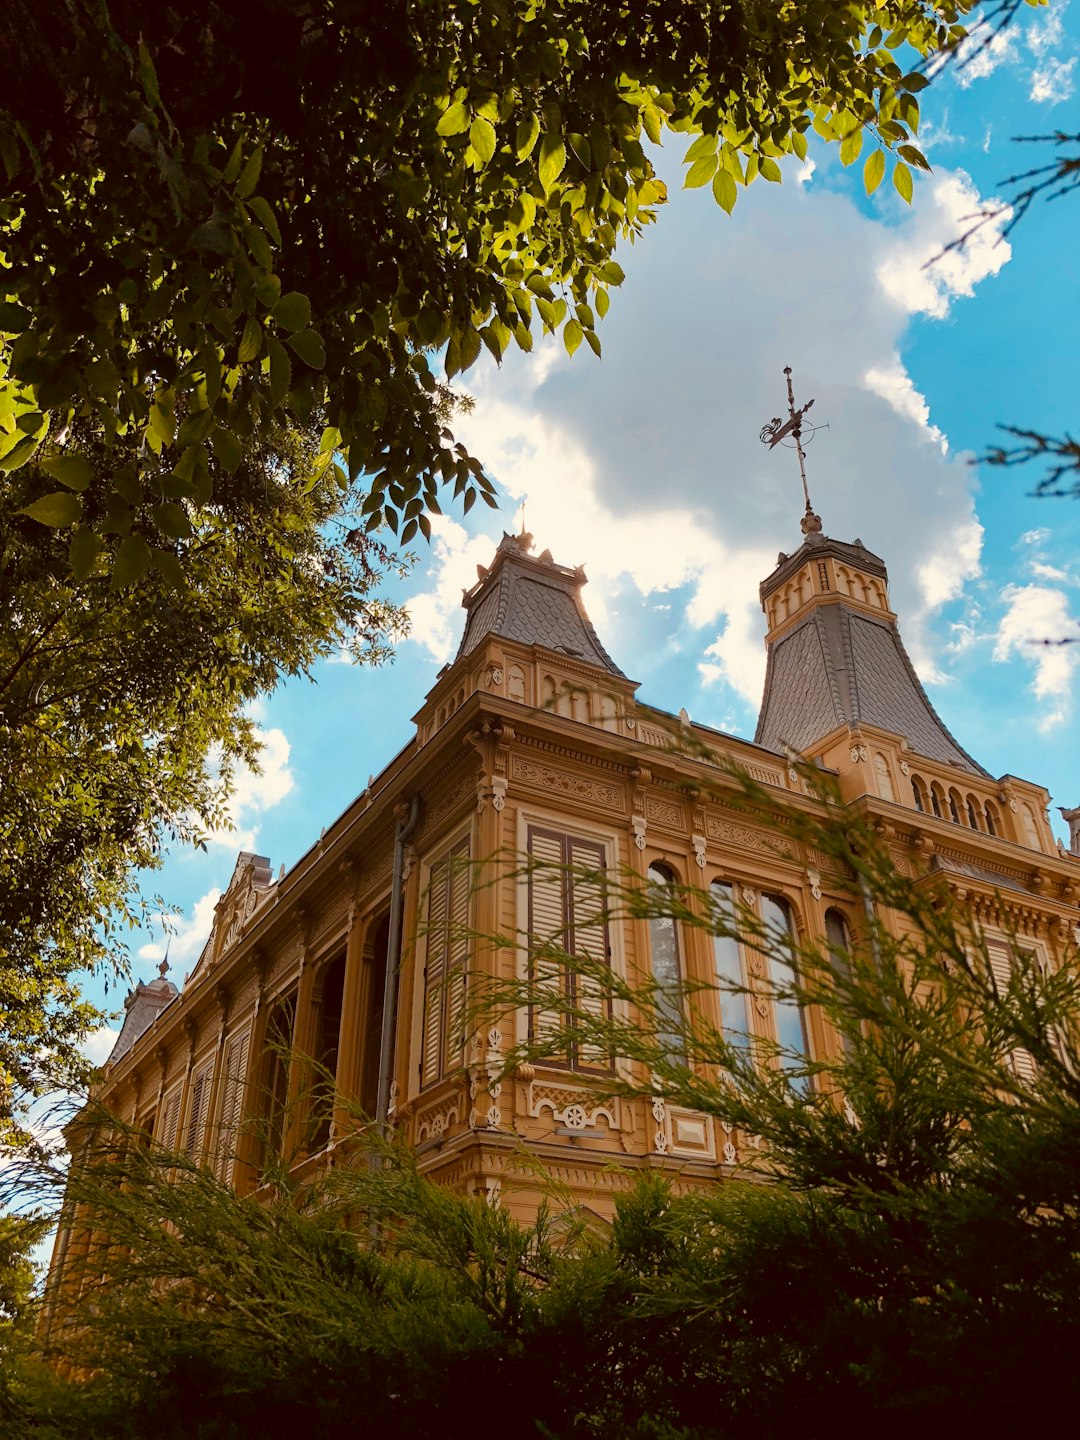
647;864;684;1064
825;909;855;1058
761;893;808;1090
711;881;752;1055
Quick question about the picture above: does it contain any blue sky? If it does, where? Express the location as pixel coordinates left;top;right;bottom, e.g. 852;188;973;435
83;2;1079;1061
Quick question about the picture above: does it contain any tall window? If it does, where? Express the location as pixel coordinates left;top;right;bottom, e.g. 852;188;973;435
647;864;684;1065
185;1058;214;1161
262;990;296;1166
527;826;611;1071
157;1085;182;1152
421;836;471;1089
873;752;895;802
824;908;856;1058
762;893;809;1091
309;953;346;1152
710;881;752;1057
214;1028;251;1183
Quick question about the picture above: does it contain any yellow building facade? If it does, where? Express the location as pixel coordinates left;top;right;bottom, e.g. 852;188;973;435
43;517;1080;1298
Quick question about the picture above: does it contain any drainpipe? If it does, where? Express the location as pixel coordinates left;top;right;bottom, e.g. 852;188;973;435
375;793;422;1137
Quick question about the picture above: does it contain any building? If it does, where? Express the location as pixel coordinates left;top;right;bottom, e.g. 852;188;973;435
43;511;1080;1306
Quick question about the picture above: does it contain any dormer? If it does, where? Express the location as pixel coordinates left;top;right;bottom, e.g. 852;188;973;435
415;532;638;743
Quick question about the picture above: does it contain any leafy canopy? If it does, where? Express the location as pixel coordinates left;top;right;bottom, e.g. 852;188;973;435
1;0;972;587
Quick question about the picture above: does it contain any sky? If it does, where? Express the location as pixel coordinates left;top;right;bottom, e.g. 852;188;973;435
83;2;1080;1063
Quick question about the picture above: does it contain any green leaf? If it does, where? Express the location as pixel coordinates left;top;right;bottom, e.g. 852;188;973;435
111;534;151;590
893;161;914;204
268;337;291;407
151;548;186;591
149;400;176;447
271;292;312;332
41;455;94;491
684;133;718;164
516;114;541;158
246;195;282;246
900;72;931;92
897;93;920;135
437;101;470;137
234;146;263;198
68;527;100;580
712;168;737;215
898;143;932;173
839;128;863;167
459;329;482;372
538;134;566;193
237;315;263;364
151;503;193;540
210;425;243;474
584;329;601;358
470;117;496;166
0;435;39;471
563;319;583;357
595;288;610;319
684;154;719;189
599;261;625;286
287;329;326;369
759;157;782;184
864;149;886;196
20;491;82;527
0;301;31;333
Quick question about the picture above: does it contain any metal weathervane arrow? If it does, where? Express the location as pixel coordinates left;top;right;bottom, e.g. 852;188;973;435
759;366;828;534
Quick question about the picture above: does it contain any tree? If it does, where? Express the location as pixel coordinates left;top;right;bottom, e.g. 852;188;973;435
11;767;1080;1436
0;0;978;1145
1;0;964;574
0;420;407;1150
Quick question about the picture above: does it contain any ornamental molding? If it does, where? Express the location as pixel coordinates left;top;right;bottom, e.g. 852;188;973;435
415;1090;464;1144
526;1081;619;1133
511;755;622;810
515;729;629;775
705;816;796;860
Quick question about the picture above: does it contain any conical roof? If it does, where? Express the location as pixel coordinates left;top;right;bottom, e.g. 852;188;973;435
456;532;628;678
755;527;989;777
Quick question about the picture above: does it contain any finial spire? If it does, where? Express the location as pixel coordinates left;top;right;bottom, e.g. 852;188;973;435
759;367;823;534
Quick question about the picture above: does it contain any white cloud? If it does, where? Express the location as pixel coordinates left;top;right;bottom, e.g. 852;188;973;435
876;171;1011;320
1028;3;1068;56
139;888;222;971
994;584;1080;730
202;726;294;850
954;24;1021;86
1030;54;1077;102
81;1025;121;1067
401;156;1006;723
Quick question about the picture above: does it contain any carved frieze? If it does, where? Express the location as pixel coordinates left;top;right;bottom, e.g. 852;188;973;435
511;756;621;810
706;816;795;859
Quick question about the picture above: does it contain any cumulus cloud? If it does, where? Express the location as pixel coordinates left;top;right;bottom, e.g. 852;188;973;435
139;888;223;972
994;584;1080;730
203;726;294;850
1030;54;1077;102
403;155;1006;724
954;24;1021;86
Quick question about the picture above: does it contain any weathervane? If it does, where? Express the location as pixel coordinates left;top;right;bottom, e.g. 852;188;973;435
759;366;828;535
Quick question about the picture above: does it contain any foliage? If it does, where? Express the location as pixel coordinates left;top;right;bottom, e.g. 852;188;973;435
0;420;408;1151
0;0;974;587
10;769;1080;1435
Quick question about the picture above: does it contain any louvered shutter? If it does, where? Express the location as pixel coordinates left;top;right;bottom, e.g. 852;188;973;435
158;1086;181;1152
421;837;472;1088
986;940;1037;1084
421;854;450;1088
528;828;570;1057
567;836;609;1067
445;841;471;1073
185;1059;214;1159
214;1029;251;1182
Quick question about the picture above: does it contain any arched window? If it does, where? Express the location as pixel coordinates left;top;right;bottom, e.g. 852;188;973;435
912;778;926;812
507;665;527;704
647;864;684;1065
930;783;944;820
571;688;589;723
1021;803;1041;850
948;788;963;825
984;801;999;837
541;675;557;711
261;990;297;1168
710;881;752;1057
873;752;895;802
966;797;981;830
761;893;809;1092
824;909;855;1058
309;952;346;1154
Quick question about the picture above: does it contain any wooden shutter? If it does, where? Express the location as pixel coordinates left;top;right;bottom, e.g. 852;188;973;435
158;1086;181;1152
528;828;571;1057
185;1059;214;1160
567;835;609;1066
214;1028;251;1182
421;837;470;1088
527;827;610;1069
986;940;1037;1083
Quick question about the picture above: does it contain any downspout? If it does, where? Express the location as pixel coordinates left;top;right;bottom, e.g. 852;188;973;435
375;793;422;1137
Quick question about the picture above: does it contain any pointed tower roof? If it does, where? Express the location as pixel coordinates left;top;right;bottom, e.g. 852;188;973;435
755;522;989;777
456;532;628;678
106;960;178;1066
